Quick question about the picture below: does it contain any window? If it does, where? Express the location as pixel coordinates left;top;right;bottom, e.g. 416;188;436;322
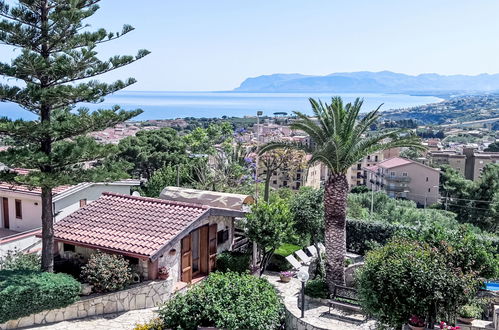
283;181;288;187
426;177;429;182
375;155;379;162
402;172;408;177
272;180;277;185
217;229;229;245
79;199;87;207
428;188;431;192
15;200;22;219
390;172;396;177
63;243;75;252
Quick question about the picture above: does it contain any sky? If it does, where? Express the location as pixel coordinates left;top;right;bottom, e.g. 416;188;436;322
2;0;499;91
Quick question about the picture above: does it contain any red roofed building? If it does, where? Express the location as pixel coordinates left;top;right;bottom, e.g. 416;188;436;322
0;172;140;256
52;192;246;285
364;157;440;206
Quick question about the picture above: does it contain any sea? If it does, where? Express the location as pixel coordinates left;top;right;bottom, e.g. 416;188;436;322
0;91;442;121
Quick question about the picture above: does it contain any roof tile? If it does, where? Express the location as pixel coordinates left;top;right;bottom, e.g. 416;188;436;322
53;192;209;257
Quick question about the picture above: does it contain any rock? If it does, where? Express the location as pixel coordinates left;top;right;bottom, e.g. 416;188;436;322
80;283;93;296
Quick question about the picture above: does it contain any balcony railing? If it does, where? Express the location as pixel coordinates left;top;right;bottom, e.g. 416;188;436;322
385;185;410;192
385;176;411;182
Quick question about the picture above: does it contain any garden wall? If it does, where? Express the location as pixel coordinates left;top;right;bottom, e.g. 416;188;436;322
0;279;173;329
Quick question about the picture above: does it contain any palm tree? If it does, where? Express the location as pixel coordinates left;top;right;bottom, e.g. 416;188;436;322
260;96;425;291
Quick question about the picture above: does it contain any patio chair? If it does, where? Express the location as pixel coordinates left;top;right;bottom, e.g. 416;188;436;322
294;249;312;264
285;254;303;270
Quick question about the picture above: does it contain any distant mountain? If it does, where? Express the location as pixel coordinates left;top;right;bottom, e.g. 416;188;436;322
234;71;499;94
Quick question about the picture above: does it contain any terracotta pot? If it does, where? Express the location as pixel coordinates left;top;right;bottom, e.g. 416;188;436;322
408;325;424;330
279;275;291;283
457;317;474;324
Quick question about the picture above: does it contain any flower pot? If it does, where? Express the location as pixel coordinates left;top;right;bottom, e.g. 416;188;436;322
408;325;424;330
457;317;474;324
279;275;291;283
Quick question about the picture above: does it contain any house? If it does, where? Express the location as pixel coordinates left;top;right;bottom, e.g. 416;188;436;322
0;176;139;255
364;157;440;206
52;191;247;286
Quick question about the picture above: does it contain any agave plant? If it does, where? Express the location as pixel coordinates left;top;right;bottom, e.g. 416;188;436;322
260;96;425;291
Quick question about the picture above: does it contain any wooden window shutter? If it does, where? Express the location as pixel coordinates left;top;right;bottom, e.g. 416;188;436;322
180;235;192;283
208;224;217;272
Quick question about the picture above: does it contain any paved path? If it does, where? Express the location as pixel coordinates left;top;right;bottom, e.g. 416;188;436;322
264;271;376;330
29;308;157;330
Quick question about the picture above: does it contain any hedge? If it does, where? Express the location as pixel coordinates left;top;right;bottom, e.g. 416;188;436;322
0;270;81;323
346;218;499;256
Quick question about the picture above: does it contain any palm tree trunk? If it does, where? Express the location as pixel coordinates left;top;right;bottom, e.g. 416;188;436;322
263;171;272;202
324;173;348;291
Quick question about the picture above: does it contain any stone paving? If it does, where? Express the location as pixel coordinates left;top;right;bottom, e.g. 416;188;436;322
28;308;157;330
264;271;377;330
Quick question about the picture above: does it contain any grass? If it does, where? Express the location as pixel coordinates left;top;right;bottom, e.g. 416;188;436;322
274;243;301;257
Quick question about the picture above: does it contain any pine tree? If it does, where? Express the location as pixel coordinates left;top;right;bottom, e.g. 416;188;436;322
0;0;150;271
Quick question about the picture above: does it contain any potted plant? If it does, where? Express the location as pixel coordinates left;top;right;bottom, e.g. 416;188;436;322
457;304;481;324
279;271;294;283
408;315;425;330
158;266;169;280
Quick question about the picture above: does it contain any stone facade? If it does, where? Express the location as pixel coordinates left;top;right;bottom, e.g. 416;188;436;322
0;279;173;330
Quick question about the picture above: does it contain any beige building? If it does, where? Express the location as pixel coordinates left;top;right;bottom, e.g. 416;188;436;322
463;148;499;181
364;157;440;206
428;150;466;177
428;148;499;181
305;148;400;189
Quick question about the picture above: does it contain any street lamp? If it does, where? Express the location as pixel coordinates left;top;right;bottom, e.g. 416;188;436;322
297;268;309;318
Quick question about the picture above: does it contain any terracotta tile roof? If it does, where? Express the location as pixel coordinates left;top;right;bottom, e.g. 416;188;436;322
375;157;412;169
53;192;210;258
0;168;74;196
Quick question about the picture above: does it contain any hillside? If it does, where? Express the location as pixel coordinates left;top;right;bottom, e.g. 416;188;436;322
234;71;499;94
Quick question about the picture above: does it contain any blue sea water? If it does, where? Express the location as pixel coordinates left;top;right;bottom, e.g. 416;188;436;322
0;91;442;120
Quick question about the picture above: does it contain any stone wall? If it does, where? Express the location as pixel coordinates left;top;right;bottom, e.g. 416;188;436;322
0;279;173;330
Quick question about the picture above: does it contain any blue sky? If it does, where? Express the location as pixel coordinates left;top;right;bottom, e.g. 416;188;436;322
2;0;499;91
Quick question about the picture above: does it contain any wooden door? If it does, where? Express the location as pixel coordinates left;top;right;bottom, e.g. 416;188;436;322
180;235;192;283
2;198;9;229
208;224;217;272
199;225;209;274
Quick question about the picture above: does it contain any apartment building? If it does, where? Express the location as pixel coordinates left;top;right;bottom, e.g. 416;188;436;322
364;157;440;206
428;150;466;177
428;148;499;180
463;148;499;181
305;148;400;189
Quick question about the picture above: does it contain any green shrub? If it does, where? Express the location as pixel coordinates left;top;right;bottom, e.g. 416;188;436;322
346;218;404;254
274;243;301;257
0;250;40;271
216;251;250;273
159;272;284;330
304;277;328;299
80;252;132;292
267;254;292;272
356;239;481;328
458;304;482;319
0;270;80;323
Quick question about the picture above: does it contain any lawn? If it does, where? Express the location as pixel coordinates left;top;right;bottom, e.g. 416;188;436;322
274;243;301;257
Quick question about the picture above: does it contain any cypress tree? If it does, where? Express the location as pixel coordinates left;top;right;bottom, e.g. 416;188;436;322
0;0;149;271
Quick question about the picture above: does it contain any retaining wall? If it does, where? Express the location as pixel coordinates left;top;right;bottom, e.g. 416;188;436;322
0;279;173;329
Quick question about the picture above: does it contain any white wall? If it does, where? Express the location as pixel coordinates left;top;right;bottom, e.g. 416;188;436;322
0;192;42;232
54;184;133;221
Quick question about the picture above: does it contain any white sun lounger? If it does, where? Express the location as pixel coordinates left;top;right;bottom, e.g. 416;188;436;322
307;245;318;257
318;242;326;253
285;254;303;270
294;249;312;264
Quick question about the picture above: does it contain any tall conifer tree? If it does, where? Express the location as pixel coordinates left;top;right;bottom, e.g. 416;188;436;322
0;0;149;271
